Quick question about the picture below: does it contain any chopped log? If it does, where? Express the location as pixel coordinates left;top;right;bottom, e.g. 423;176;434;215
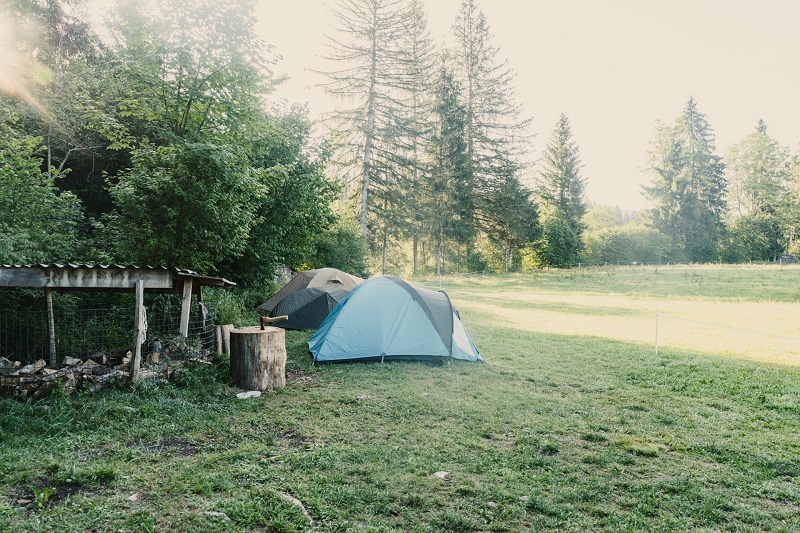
0;357;14;369
63;356;82;366
33;359;46;371
229;326;286;391
88;370;128;392
17;365;35;376
215;324;234;355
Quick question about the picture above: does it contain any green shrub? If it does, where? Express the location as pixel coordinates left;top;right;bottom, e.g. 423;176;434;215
307;216;368;276
582;223;670;265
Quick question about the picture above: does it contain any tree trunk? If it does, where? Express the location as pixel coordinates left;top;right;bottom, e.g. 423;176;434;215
413;235;418;276
230;326;286;391
436;240;442;276
382;228;388;274
360;8;379;238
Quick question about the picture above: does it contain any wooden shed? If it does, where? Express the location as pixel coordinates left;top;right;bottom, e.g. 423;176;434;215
0;264;235;381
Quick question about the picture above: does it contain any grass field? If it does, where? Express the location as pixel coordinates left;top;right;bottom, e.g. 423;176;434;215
1;264;799;531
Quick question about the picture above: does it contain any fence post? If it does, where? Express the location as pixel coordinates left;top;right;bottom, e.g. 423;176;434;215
131;279;146;381
179;277;193;337
45;287;57;366
655;308;659;355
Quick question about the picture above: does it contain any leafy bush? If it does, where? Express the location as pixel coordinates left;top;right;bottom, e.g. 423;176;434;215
307;216;368;277
582;223;670;265
0;108;82;263
532;214;581;267
717;214;785;263
204;288;264;326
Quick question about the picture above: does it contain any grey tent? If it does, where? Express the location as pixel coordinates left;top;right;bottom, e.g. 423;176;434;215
268;287;349;330
258;268;364;330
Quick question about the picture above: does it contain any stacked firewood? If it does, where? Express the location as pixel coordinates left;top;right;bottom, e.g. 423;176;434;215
0;354;130;399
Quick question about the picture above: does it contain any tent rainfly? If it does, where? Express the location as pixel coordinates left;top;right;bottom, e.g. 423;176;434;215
269;287;350;330
307;276;482;363
257;268;364;330
258;268;363;312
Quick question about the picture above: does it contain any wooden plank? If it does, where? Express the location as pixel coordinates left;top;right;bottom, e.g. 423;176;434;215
131;279;147;381
48;268;174;290
0;267;175;289
0;269;49;287
179;277;193;337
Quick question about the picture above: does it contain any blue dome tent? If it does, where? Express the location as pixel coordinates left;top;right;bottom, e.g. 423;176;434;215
307;276;482;363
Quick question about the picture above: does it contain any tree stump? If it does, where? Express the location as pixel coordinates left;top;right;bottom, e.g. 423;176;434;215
229;326;286;391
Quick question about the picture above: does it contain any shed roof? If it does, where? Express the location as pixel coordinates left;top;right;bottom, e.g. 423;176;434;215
0;264;235;293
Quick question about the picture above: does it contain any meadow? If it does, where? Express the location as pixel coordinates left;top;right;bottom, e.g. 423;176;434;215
1;264;799;531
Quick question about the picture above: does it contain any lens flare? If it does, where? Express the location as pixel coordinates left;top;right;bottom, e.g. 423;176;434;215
0;10;53;119
0;15;20;93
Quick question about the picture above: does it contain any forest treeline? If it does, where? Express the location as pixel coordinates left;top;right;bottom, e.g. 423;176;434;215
2;0;800;291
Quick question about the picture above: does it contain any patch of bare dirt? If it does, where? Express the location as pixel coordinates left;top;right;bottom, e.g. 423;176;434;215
127;437;199;456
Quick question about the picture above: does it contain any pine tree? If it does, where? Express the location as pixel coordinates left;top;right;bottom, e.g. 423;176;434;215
372;0;436;273
425;61;471;275
395;0;436;275
318;0;414;239
535;113;585;266
450;0;530;248
538;114;586;231
642;97;726;262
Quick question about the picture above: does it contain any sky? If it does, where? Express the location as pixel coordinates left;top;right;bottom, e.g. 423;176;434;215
254;0;800;211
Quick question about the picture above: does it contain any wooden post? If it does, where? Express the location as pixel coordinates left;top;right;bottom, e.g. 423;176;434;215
45;287;57;366
131;279;147;381
655;308;659;355
179;277;193;337
229;326;286;391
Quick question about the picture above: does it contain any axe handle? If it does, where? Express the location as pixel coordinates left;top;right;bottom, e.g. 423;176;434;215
260;315;289;330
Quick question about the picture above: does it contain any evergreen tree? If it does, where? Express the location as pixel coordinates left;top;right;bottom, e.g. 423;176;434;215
318;0;414;239
425;62;471;275
450;0;530;248
395;0;436;274
642;97;726;262
534;113;586;267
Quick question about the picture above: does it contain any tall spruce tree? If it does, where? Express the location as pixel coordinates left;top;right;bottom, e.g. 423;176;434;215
450;0;530;251
643;97;726;262
425;61;471;275
538;114;586;229
318;0;414;240
536;113;586;266
395;0;436;274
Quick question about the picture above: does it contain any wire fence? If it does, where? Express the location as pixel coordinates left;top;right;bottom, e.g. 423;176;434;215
436;259;796;277
0;291;216;367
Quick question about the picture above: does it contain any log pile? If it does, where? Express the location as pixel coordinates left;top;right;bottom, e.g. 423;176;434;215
0;354;131;398
1;328;232;398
